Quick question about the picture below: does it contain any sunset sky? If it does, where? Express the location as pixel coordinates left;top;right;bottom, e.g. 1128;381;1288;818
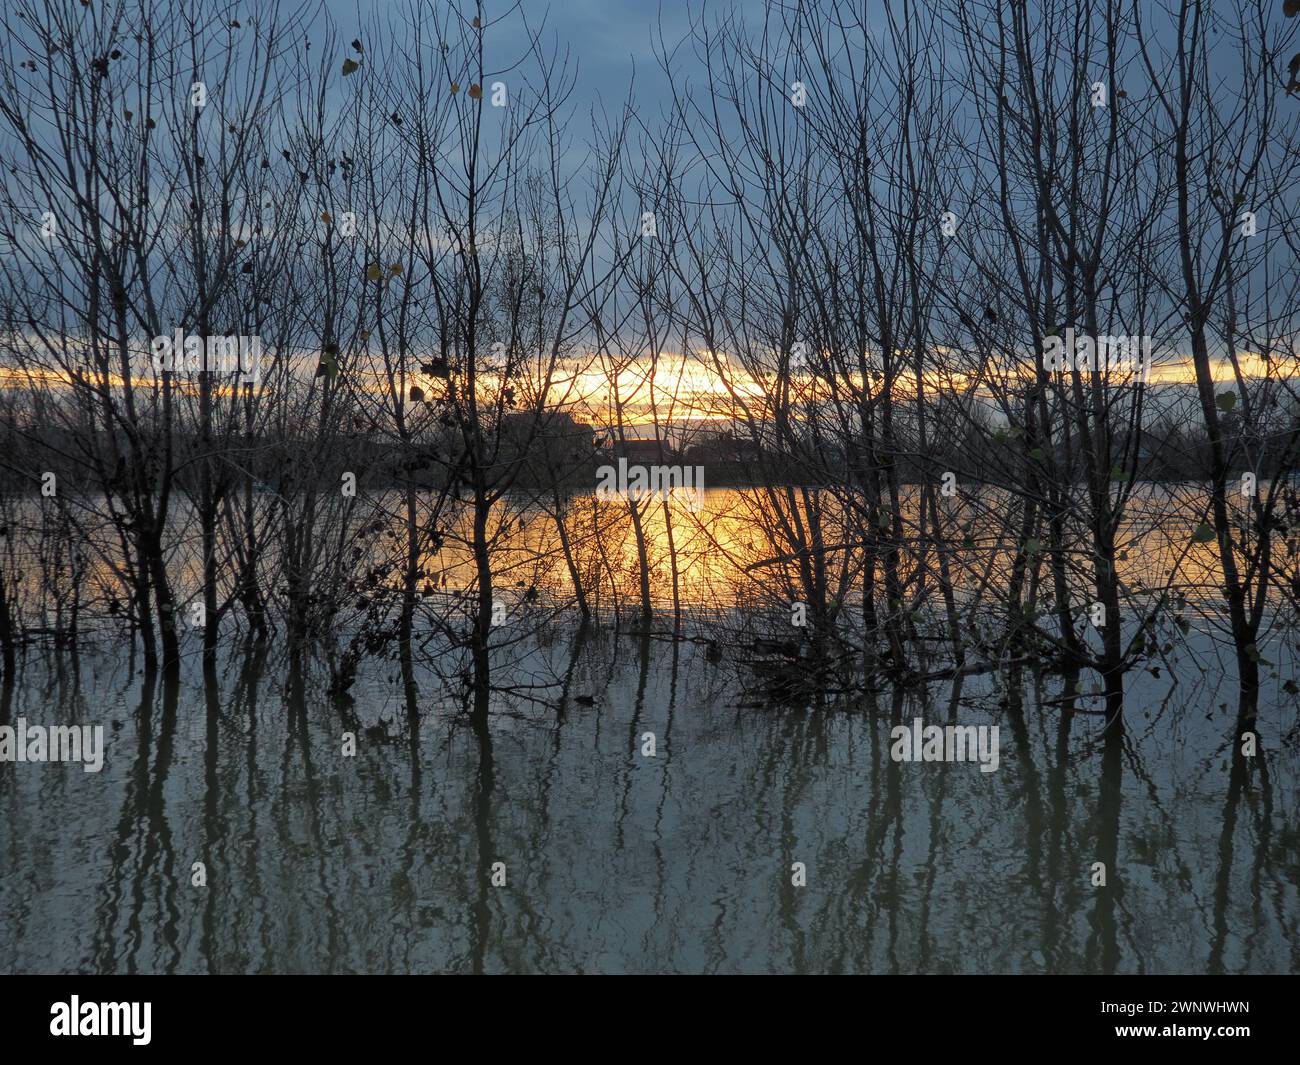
2;342;1286;431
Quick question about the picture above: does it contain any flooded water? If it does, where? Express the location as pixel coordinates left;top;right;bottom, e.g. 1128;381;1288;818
1;622;1297;974
4;483;1255;628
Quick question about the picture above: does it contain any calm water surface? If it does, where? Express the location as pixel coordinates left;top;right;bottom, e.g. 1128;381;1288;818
1;624;1297;974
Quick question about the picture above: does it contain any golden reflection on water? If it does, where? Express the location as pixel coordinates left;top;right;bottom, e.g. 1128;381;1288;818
9;485;1269;625
420;485;1247;613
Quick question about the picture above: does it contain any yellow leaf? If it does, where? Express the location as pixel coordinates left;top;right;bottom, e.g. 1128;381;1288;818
366;264;382;281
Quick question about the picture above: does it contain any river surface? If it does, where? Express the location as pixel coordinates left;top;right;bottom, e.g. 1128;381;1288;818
1;488;1298;973
1;629;1297;974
